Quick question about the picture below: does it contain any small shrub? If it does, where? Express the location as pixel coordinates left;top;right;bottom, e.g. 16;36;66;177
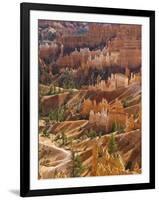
86;129;97;139
48;106;65;122
61;132;67;145
41;129;50;138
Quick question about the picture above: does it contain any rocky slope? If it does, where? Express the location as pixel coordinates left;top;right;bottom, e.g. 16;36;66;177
38;20;142;179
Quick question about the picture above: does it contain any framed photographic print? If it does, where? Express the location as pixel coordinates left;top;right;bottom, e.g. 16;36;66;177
20;2;155;197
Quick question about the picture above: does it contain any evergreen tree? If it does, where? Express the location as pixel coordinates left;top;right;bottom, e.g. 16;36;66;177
74;155;82;176
72;154;84;177
108;133;117;155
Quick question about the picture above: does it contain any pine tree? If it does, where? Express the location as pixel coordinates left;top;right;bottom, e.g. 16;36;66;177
108;133;117;155
72;153;84;177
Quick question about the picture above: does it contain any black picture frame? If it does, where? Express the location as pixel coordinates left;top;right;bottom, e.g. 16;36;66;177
20;2;155;197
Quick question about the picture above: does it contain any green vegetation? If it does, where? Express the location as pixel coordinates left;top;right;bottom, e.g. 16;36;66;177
59;69;76;89
61;132;68;145
85;129;97;139
83;129;103;139
41;128;50;138
48;106;65;122
108;133;118;155
54;131;69;146
72;152;84;177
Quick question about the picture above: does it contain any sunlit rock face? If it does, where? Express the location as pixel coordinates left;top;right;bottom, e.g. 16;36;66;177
38;21;141;86
38;20;142;178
